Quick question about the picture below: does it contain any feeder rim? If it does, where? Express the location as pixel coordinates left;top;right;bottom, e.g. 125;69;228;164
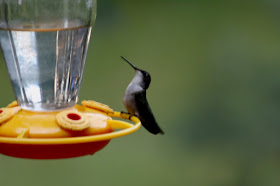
0;112;141;145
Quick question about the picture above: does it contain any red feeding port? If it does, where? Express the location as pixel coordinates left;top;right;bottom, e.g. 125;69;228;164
67;113;81;120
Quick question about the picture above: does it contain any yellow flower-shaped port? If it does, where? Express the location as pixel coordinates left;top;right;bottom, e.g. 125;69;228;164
0;108;14;124
56;110;90;131
82;100;114;114
7;101;18;108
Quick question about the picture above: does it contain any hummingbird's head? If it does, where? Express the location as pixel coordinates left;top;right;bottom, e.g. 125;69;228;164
122;56;151;89
136;69;151;89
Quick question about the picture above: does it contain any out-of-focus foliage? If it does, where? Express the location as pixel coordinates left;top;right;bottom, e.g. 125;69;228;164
1;0;280;185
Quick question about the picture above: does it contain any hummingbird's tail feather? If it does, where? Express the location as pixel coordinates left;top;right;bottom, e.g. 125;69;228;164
141;120;164;135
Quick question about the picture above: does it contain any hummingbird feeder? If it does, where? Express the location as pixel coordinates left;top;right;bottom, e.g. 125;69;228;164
0;0;140;159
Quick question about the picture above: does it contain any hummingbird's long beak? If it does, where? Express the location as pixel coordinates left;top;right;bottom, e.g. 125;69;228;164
121;56;139;70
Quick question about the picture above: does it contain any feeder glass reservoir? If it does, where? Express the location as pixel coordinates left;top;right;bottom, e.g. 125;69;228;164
0;0;96;111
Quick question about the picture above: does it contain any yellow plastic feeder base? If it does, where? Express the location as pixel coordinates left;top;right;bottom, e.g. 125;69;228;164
0;101;141;159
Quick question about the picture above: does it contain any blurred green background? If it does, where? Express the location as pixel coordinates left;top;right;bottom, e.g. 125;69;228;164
1;0;280;185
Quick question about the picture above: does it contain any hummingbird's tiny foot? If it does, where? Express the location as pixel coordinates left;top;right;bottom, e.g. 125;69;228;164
120;111;132;120
120;111;130;115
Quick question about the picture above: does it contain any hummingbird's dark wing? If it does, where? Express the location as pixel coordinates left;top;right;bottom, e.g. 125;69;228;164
134;91;164;135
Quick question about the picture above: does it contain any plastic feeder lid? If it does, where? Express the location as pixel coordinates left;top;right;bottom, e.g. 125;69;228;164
0;100;141;159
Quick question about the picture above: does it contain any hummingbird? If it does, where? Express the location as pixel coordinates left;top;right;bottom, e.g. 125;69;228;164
121;56;164;135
